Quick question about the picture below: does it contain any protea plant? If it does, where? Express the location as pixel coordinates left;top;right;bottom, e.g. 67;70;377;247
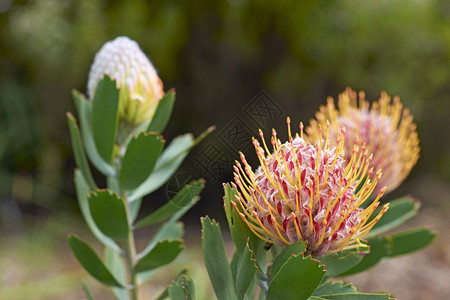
232;118;388;255
202;116;433;300
306;88;420;194
87;36;164;129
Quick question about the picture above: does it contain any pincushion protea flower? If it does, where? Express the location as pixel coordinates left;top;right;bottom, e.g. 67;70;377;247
87;36;164;127
306;88;420;194
231;119;389;255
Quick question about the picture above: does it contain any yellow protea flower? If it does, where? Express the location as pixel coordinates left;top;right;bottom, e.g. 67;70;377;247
87;36;164;127
306;88;420;194
231;118;388;256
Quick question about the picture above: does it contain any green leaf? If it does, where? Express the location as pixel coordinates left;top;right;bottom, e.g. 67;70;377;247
267;254;325;300
67;235;123;287
134;240;184;274
387;227;436;257
201;217;237;300
155;269;189;300
147;89;175;134
66;113;96;189
128;134;193;201
73;90;115;176
339;236;386;276
135;179;205;228
129;197;142;224
223;184;268;270
168;273;196;300
104;247;126;285
366;196;420;237
235;242;258;300
88;190;129;240
128;126;214;202
313;281;357;296
270;241;307;279
82;282;95;300
318;247;368;277
91;75;119;163
341;227;436;276
74;170;121;253
119;132;165;190
318;293;394;299
138;221;184;261
230;251;240;282
104;247;129;300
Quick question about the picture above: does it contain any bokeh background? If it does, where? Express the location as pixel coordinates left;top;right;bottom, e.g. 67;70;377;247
1;0;450;299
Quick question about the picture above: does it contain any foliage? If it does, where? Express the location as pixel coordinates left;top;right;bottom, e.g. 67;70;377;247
67;76;212;299
201;184;434;299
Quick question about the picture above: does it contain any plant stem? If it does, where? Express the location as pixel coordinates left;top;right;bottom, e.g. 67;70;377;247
123;191;139;300
126;227;139;300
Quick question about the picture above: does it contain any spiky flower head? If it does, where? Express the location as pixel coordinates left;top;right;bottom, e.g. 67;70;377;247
306;88;420;194
231;119;388;256
87;36;164;127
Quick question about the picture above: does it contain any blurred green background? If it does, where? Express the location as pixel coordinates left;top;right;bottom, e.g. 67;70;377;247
1;0;450;299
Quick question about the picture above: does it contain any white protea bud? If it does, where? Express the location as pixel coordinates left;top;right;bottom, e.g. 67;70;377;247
87;36;164;126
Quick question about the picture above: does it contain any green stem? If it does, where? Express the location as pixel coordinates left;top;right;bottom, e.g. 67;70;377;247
126;227;139;300
122;190;139;300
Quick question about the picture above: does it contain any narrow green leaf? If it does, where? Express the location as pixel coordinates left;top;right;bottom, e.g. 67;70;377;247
223;184;253;253
67;235;123;287
129;197;142;224
66;113;96;189
201;217;237;300
88;190;129;240
223;184;268;270
104;247;126;285
230;251;240;282
318;247;368;277
138;221;184;261
339;236;387;276
91;75;119;163
104;247;129;300
73;90;115;176
387;227;436;257
119;132;165;190
135;179;205;228
168;273;196;300
313;280;357;296
134;240;184;274
128;126;214;202
74;170;121;253
236;242;258;300
128;134;193;201
341;227;436;276
155;269;189;300
147;89;175;133
267;254;325;300
366;196;420;237
270;241;307;279
82;282;95;300
320;293;394;299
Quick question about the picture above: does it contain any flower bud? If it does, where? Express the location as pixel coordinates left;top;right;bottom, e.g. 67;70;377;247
87;36;164;127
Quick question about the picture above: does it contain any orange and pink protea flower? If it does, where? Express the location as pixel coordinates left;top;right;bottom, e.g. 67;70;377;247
306;88;420;194
231;119;388;255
